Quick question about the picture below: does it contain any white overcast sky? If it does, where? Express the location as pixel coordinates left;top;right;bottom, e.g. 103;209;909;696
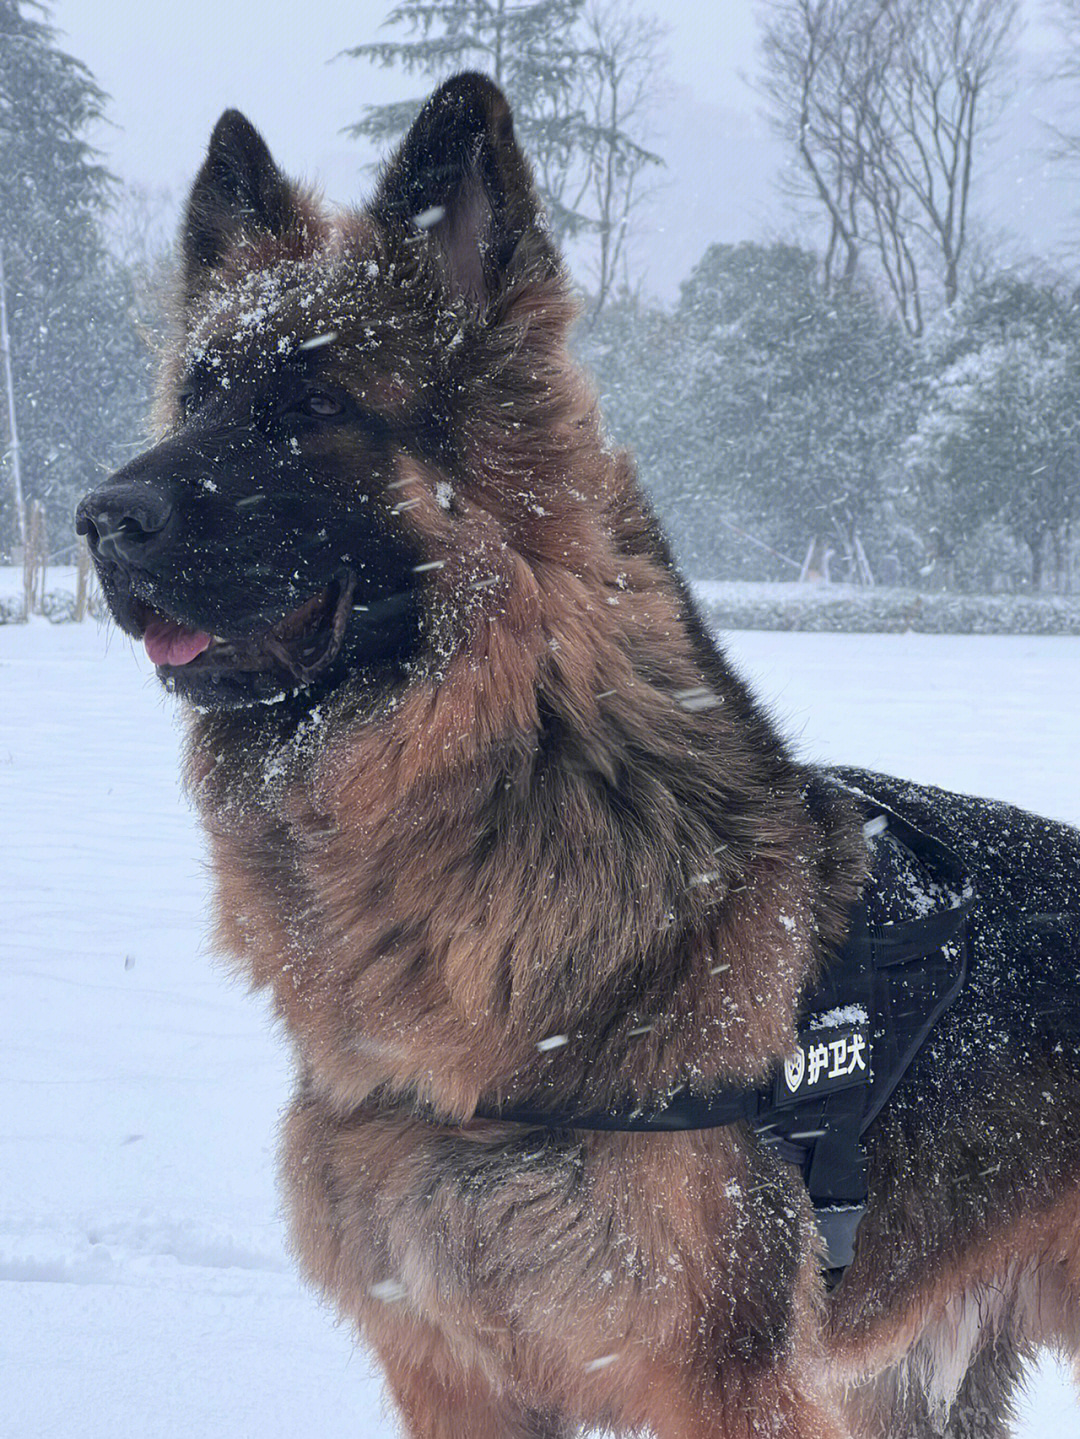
50;2;760;194
47;0;1073;298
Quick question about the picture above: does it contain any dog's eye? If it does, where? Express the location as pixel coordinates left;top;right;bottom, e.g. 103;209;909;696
177;391;195;418
301;392;345;418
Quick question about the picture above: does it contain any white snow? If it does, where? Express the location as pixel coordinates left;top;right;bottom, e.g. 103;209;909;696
412;205;446;231
808;1005;869;1031
3;619;1079;1436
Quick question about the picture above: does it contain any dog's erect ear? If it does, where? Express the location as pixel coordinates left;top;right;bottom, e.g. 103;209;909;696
182;110;300;303
371;72;558;306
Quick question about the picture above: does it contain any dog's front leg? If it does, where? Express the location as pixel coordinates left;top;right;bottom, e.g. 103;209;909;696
370;1322;571;1439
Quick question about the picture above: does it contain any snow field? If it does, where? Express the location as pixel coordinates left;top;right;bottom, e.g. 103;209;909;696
2;618;1079;1436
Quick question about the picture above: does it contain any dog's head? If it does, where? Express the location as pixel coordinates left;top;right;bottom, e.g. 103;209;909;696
77;74;581;711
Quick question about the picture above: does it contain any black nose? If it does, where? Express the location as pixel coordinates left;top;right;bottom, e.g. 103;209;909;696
76;480;175;567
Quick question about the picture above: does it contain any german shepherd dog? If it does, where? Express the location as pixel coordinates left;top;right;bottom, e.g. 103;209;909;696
77;75;1080;1439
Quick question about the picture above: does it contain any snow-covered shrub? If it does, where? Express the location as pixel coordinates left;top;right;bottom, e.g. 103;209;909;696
692;582;1080;635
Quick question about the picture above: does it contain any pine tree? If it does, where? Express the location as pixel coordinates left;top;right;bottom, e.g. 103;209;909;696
0;0;147;554
340;0;664;305
343;2;587;236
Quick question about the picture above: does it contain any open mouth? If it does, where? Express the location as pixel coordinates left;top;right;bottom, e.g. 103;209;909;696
141;574;358;687
132;572;420;711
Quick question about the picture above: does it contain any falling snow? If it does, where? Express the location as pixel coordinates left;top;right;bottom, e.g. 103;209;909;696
412;205;446;230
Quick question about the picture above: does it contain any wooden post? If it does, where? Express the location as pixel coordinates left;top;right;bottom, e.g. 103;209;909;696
0;243;26;552
23;498;45;617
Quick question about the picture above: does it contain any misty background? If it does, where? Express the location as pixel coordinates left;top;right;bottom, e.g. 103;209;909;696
4;0;1080;605
42;0;1078;292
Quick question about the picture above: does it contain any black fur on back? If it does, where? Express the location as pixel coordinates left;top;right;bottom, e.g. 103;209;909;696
835;767;1080;1299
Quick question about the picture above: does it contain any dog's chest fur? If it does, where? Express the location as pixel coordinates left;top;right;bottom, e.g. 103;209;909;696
279;1080;813;1385
186;605;862;1122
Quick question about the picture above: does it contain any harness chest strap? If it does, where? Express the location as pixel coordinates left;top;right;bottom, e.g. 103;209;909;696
474;790;972;1274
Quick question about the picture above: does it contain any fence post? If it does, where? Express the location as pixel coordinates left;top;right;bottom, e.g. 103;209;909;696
23;499;45;618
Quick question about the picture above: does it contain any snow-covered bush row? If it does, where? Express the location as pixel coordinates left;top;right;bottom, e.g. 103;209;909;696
691;583;1080;635
0;589;104;624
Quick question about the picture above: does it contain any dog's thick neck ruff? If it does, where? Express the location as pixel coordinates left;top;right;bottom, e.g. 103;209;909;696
185;436;868;1127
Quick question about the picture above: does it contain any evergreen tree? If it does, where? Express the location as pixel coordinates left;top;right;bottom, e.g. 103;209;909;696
904;278;1080;591
0;0;147;553
342;2;585;232
670;243;912;582
340;0;664;304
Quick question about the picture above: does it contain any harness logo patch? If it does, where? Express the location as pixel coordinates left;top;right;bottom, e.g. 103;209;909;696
776;1018;869;1106
783;1049;806;1093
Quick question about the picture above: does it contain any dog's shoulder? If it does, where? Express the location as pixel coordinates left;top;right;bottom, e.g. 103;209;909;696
829;763;1080;925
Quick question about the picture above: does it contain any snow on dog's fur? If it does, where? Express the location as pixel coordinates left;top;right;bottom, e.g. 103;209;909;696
78;74;1080;1439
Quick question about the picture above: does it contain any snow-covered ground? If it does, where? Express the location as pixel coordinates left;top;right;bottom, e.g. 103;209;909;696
3;619;1079;1438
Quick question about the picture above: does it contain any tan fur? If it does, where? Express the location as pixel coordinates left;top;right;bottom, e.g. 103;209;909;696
281;1097;846;1438
832;1189;1080;1393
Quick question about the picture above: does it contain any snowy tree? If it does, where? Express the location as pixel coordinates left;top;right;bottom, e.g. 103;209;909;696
562;3;666;312
339;0;664;309
341;1;583;174
758;0;1020;334
0;0;149;554
1044;0;1080;198
904;277;1080;591
574;289;691;544
671;243;912;581
580;244;914;581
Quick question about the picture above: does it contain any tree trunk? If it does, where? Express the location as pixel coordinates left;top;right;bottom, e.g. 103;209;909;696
1064;518;1073;596
0;244;26;552
1028;532;1045;592
1051;526;1065;595
944;252;959;309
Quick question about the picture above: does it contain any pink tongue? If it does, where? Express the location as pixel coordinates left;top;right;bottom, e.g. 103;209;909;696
143;617;213;667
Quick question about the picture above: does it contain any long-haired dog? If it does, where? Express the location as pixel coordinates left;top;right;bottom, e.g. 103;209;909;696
77;74;1080;1438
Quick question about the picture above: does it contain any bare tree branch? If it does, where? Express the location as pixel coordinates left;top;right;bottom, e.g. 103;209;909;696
758;0;1018;332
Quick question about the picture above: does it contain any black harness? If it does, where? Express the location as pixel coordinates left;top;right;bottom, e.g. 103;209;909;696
477;778;973;1273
